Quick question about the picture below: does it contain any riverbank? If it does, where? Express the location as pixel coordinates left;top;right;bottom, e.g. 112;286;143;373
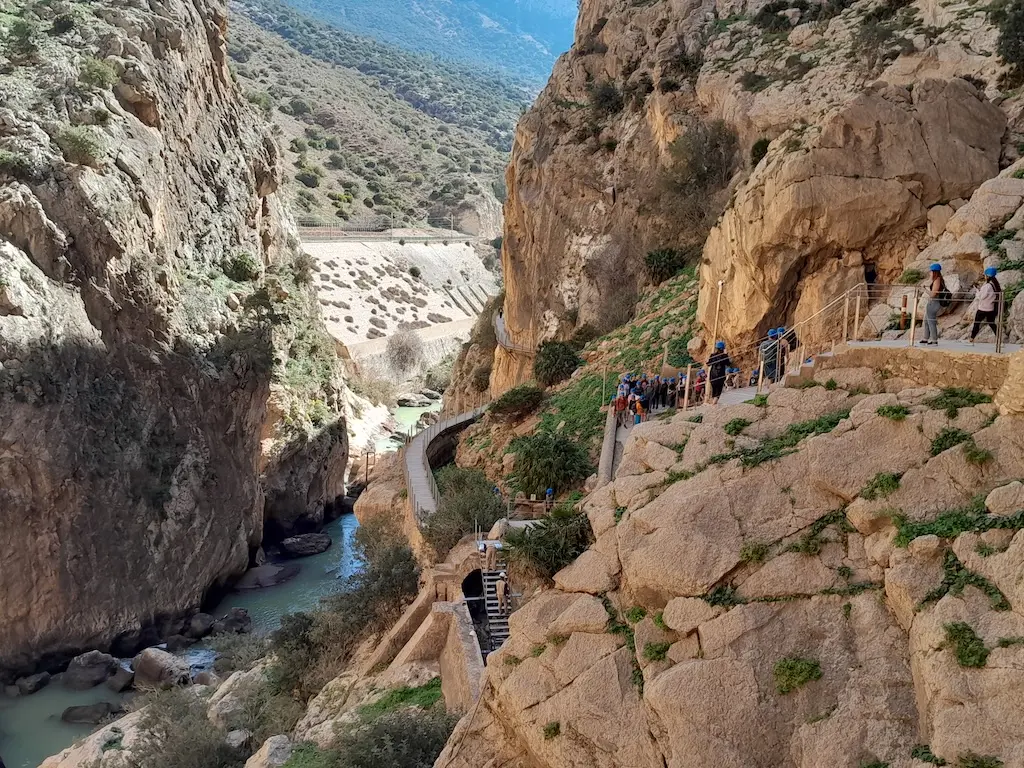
0;514;362;767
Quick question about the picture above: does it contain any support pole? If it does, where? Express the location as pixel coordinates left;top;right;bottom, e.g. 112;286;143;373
900;294;908;331
909;289;919;346
682;364;692;412
711;280;724;348
996;291;1006;354
843;294;851;341
757;360;766;394
853;294;862;341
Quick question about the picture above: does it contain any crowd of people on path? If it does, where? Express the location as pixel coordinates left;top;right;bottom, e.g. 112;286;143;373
611;326;805;427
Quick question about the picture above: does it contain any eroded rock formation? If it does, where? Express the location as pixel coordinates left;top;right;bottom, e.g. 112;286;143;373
0;0;347;679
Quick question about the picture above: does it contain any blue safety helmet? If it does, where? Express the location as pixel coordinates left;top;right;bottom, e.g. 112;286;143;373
715;340;726;350
985;267;999;277
776;326;786;335
768;329;779;339
930;263;942;272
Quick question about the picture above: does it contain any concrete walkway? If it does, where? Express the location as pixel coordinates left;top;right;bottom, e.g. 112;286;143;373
404;406;487;521
610;386;760;477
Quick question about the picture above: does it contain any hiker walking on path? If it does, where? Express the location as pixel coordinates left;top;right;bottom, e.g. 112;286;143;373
921;263;949;345
759;329;780;383
706;341;734;405
495;571;510;614
970;267;1002;343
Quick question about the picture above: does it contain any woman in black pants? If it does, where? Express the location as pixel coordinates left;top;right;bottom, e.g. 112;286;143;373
707;341;734;405
971;267;1002;343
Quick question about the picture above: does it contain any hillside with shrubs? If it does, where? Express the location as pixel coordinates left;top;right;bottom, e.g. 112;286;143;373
229;0;524;226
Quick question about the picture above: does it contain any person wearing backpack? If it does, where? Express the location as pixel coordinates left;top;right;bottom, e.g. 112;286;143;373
920;263;949;345
970;267;1002;343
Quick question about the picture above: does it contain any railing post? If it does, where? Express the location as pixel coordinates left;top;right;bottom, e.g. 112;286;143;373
757;360;766;394
853;293;862;341
842;294;851;342
908;288;919;346
996;290;1006;354
682;364;692;411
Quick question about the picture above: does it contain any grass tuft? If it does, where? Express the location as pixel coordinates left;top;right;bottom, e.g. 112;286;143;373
962;439;993;466
625;606;647;624
925;388;992;419
860;472;901;501
357;678;443;718
724;418;752;436
918;550;1010;612
542;721;561;740
931;427;972;456
911;744;947;765
944;622;989;668
773;656;822;694
740;540;770;564
643;642;670;662
876;404;910;421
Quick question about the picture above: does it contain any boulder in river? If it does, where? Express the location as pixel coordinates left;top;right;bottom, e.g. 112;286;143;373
212;607;252;635
63;651;118;690
132;647;190;689
397;393;432;407
235;563;301;590
16;671;50;695
166;634;195;653
279;532;332;558
106;666;134;692
61;701;118;724
188;612;215;639
420;388;442;400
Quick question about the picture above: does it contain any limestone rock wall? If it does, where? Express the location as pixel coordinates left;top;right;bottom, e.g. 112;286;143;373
457;0;1021;396
0;0;346;679
438;383;1024;767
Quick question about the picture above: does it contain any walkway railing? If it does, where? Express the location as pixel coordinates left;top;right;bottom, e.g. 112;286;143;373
493;312;533;354
403;391;491;523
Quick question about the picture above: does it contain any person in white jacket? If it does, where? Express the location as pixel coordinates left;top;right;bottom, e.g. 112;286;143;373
970;267;1002;343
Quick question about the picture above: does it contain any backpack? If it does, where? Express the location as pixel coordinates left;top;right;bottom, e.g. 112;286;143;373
937;278;953;309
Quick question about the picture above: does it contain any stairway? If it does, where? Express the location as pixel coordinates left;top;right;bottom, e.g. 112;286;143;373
481;564;511;651
781;350;834;388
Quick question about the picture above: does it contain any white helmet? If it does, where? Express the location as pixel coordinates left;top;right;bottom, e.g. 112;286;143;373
499;571;507;578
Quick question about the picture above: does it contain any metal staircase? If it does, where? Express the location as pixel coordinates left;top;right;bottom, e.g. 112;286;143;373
481;561;511;651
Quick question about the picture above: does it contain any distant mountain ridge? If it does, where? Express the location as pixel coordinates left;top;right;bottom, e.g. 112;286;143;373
279;0;578;85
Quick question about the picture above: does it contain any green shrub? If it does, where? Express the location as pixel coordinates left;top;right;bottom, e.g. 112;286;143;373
925;388;992;419
505;504;594;579
860;472;901;501
625;606;647;624
643;642;670;661
207;633;268;674
358;678;442;718
129;688;244;768
944;622;989;668
962;439;994;466
740;540;770;564
79;57;118;89
750;137;771;167
995;0;1024;76
8;18;40;57
893;495;1024;548
534;341;581;386
931;427;972;456
773;656;822;694
223;251;262;282
423;467;504;558
911;745;947;766
588;81;623;116
0;149;42;181
510;432;592;496
824;378;838;391
876;404;910;421
898;268;925;284
644;248;692;284
664;119;739;232
408;265;421;278
56;126;104;166
918;550;1010;612
955;754;1003;768
724;418;751;436
489;384;545;419
543;721;561;740
268;516;419;699
333;708;458;768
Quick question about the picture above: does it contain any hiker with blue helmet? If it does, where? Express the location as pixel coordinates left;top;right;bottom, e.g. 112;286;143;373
760;328;780;383
707;340;734;404
921;263;949;345
970;267;1002;343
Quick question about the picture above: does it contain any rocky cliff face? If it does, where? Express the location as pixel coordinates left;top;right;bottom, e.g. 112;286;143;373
0;0;347;679
438;380;1024;768
476;0;1022;395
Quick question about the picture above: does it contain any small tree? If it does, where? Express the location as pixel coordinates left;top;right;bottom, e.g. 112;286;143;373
56;127;104;167
8;19;40;57
996;0;1024;76
292;252;317;285
489;384;545;419
534;341;580;387
79;58;118;89
223;251;262;282
505;504;594;579
510;433;592;496
750;137;771;168
588;81;624;117
386;327;425;374
645;248;690;284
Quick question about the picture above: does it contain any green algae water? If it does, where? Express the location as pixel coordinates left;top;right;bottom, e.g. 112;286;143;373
0;513;361;767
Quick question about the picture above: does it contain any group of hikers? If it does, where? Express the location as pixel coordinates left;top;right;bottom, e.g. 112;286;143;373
612;326;801;426
923;264;1003;345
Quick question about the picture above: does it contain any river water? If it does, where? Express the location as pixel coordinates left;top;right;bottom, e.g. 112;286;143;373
0;401;439;767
